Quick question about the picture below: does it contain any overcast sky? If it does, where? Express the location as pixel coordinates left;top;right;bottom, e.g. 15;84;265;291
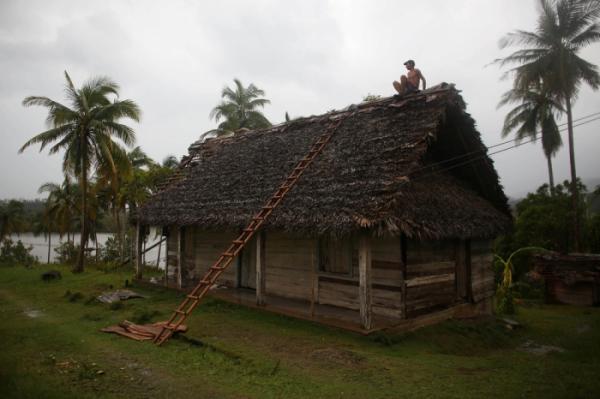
1;0;599;200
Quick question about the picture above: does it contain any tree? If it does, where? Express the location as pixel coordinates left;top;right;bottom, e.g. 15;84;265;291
161;155;179;169
38;178;77;240
498;84;563;191
496;0;600;251
0;200;26;243
20;71;140;272
209;78;271;136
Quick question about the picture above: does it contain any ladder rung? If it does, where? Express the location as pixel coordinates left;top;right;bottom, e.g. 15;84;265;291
199;279;212;285
160;324;176;331
175;310;187;315
232;240;245;244
211;265;227;271
223;252;235;257
187;295;199;300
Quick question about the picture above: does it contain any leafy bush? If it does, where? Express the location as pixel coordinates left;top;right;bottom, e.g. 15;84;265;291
54;242;78;264
495;180;595;283
495;285;515;314
0;239;37;266
588;213;600;253
99;234;132;264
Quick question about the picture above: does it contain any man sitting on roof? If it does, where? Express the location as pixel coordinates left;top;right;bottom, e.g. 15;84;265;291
393;59;426;96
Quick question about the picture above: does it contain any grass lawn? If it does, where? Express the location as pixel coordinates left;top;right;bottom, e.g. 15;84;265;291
1;263;599;398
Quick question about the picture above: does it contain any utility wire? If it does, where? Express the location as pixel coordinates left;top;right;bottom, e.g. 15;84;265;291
414;111;600;177
411;115;600;183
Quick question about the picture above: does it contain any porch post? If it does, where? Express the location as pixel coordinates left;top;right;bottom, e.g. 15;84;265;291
358;232;372;330
135;222;143;279
256;231;266;305
176;226;183;289
163;227;169;287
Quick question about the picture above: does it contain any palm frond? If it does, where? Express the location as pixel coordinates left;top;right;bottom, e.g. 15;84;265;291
18;124;74;153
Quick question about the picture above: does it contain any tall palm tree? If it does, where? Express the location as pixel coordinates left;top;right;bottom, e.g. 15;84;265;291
20;71;141;272
209;78;271;136
496;0;600;251
498;84;564;192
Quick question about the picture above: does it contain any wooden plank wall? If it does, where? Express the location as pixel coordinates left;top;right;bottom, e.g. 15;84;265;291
264;232;315;301
470;240;495;303
166;227;179;282
370;237;403;318
172;228;483;321
318;236;403;318
188;228;238;286
405;239;456;317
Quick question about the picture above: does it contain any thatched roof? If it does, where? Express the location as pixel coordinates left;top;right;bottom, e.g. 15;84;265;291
139;83;511;239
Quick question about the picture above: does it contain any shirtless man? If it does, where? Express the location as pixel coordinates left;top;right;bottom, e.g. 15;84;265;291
393;59;426;96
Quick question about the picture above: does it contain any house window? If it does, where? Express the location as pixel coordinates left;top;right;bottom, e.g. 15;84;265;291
319;237;352;275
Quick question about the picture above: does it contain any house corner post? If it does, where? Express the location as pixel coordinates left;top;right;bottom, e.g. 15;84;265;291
256;231;266;306
358;231;372;330
176;226;183;289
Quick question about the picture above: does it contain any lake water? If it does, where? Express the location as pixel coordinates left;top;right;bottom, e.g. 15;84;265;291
9;231;166;268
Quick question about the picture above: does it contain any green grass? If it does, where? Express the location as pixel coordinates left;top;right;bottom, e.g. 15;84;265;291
1;263;599;398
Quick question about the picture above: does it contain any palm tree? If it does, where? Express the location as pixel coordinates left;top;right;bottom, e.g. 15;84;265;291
161;155;179;169
38;179;77;241
20;71;140;272
209;78;271;136
0;200;26;243
496;0;600;251
498;84;564;192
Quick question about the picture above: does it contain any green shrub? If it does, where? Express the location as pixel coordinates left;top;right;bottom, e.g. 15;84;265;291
54;241;78;264
0;239;37;266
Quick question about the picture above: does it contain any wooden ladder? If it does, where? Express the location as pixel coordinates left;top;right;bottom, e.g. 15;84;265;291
153;114;350;345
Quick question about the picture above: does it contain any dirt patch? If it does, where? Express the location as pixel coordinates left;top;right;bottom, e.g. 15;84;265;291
24;309;43;318
311;348;365;366
519;340;565;355
577;324;590;334
456;366;491;375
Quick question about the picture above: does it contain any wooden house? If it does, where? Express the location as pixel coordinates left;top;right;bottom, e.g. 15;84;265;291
136;83;512;332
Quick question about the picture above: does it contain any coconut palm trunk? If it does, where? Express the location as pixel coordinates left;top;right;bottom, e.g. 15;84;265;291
74;149;88;273
47;230;52;264
565;96;580;251
546;155;555;193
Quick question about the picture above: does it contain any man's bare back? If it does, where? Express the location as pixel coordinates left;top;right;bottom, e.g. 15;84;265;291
393;59;426;95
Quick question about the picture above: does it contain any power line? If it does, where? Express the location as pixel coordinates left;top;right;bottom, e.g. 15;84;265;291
408;114;600;184
418;111;600;176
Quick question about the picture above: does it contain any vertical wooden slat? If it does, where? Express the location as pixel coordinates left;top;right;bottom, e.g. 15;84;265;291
310;240;318;316
235;248;243;288
465;239;473;302
358;232;372;330
400;234;407;319
256;231;266;305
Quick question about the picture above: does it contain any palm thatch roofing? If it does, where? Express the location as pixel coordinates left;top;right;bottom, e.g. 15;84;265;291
139;83;511;239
